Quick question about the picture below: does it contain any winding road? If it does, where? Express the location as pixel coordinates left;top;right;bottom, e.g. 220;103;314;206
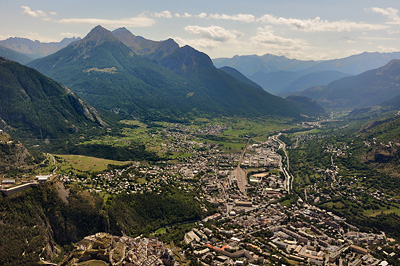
272;134;293;193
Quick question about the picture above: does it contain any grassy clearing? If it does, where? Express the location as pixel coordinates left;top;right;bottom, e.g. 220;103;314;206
155;227;167;235
220;117;291;139
55;154;131;173
294;128;323;135
364;205;400;217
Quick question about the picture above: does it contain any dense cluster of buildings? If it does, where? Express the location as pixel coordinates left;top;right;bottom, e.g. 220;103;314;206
59;232;175;265
181;202;393;266
5;122;398;265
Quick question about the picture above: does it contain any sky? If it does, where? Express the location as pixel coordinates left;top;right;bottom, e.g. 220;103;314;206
0;0;400;60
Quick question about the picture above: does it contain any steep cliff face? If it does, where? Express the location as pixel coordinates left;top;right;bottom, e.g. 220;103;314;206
0;130;35;176
0;56;108;152
0;183;107;265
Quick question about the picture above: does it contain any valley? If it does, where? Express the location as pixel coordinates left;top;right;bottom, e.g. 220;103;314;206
1;112;400;265
0;18;400;266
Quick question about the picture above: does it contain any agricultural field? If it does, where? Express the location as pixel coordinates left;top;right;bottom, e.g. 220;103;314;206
364;204;400;217
55;154;131;174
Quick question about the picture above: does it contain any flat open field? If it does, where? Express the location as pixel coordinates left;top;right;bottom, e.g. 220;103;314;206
55;154;131;173
364;204;400;217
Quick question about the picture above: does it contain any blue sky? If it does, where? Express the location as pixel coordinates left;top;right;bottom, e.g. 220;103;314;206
1;0;399;60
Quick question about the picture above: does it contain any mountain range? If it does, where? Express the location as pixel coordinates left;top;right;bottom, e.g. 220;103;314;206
0;37;80;59
28;26;322;120
213;52;400;95
301;59;400;110
213;54;319;76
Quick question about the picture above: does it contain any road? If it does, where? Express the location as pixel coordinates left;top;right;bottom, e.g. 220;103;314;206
272;134;293;193
47;153;58;174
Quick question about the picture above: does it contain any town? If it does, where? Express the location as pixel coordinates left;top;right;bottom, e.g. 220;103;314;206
1;123;399;265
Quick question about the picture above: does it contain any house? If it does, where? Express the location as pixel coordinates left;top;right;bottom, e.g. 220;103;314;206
1;179;16;185
36;175;52;183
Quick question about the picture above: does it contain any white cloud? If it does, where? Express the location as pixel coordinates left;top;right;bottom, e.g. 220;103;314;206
376;45;399;52
370;7;400;24
185;25;242;42
359;36;398;41
175;12;192;18
257;14;387;32
209;13;255;23
251;27;307;49
21;5;57;20
58;17;155;27
22;6;46;18
21;32;59;42
59;32;80;38
387;29;400;35
174;36;220;50
153;10;172;18
196;12;207;19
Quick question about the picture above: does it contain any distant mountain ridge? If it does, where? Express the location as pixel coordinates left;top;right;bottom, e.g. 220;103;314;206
0;37;80;59
219;66;263;90
0;45;33;64
304;52;400;75
28;25;320;120
213;54;319;76
214;52;400;95
214;52;400;76
280;70;351;96
285;95;326;117
301;59;400;110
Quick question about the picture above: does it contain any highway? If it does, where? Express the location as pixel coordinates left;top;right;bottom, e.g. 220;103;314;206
271;133;293;193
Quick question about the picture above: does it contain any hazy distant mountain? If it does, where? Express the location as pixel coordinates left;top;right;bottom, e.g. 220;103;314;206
249;70;351;96
285;95;326;117
249;71;308;95
280;70;351;96
29;26;312;120
0;57;106;143
0;45;33;64
303;52;400;75
215;52;400;95
213;54;319;76
0;37;80;59
381;94;400;110
301;59;400;110
219;66;263;89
